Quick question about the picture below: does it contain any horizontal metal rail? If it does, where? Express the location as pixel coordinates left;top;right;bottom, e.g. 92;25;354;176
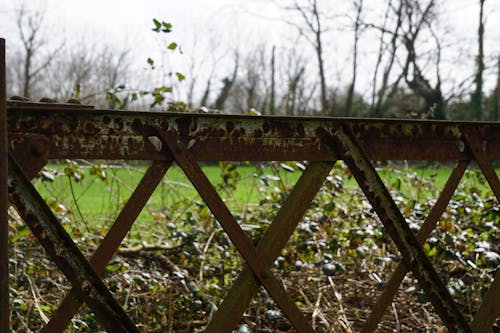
2;97;499;332
7;100;500;161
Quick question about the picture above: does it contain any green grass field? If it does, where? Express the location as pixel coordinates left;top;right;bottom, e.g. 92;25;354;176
14;161;498;332
34;161;498;225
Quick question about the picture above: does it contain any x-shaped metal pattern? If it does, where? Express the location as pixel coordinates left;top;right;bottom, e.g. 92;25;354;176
320;125;499;333
360;128;500;333
5;125;499;332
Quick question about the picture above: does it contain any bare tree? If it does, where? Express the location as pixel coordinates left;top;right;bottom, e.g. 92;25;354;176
368;0;404;117
400;0;446;119
269;45;276;115
471;0;486;120
213;51;239;111
345;0;364;116
44;42;130;107
286;0;331;115
197;35;231;108
226;47;270;114
14;4;63;98
493;56;500;121
280;49;308;115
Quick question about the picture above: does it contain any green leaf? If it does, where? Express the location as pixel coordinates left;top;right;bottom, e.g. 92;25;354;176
175;72;185;81
152;18;161;32
16;225;30;237
13;299;28;312
162;22;173;33
280;162;295;172
105;263;122;273
167;42;178;51
147;58;155;67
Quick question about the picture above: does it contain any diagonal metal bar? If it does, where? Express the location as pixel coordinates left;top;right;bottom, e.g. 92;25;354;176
462;130;500;332
159;130;315;333
471;270;500;333
362;160;470;333
320;126;473;332
462;129;500;200
41;160;171;333
205;161;334;333
0;38;9;333
8;155;140;333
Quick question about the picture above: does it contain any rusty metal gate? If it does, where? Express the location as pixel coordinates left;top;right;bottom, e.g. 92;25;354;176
1;38;499;332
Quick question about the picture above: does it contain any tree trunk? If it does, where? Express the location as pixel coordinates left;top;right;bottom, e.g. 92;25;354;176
311;0;329;115
214;52;239;111
373;1;403;118
23;48;32;98
269;46;276;115
471;0;485;120
346;0;363;117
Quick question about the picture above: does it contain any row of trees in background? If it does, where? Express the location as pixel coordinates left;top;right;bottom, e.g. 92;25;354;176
6;0;500;120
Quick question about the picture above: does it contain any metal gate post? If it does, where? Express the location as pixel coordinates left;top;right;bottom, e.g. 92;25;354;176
0;38;9;333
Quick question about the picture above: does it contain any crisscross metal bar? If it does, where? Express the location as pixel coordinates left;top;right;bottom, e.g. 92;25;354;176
461;129;500;332
8;155;140;333
205;161;334;333
462;129;500;200
41;160;171;332
471;270;500;333
159;130;316;332
320;125;473;332
362;160;470;332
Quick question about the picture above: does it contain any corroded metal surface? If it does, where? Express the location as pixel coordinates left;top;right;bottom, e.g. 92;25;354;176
160;131;315;332
205;161;334;333
2;96;499;332
42;161;171;333
7;101;500;161
362;160;470;333
321;126;473;332
7;155;140;333
471;270;500;333
0;38;8;333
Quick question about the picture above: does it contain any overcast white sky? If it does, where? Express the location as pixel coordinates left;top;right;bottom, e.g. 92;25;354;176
1;0;499;103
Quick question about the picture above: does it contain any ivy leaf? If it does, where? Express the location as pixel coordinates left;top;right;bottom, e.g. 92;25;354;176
175;72;185;81
167;42;178;51
147;57;155;69
152;18;161;32
162;22;173;33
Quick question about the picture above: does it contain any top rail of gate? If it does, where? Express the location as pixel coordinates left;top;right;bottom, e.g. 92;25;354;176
7;100;500;163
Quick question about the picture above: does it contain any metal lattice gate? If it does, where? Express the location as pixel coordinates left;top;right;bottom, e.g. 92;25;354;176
1;38;499;332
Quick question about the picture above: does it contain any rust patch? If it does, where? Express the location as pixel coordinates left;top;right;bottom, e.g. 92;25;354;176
297;124;305;137
84;122;98;134
113;119;124;131
263;122;270;133
176;117;191;137
276;122;293;137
